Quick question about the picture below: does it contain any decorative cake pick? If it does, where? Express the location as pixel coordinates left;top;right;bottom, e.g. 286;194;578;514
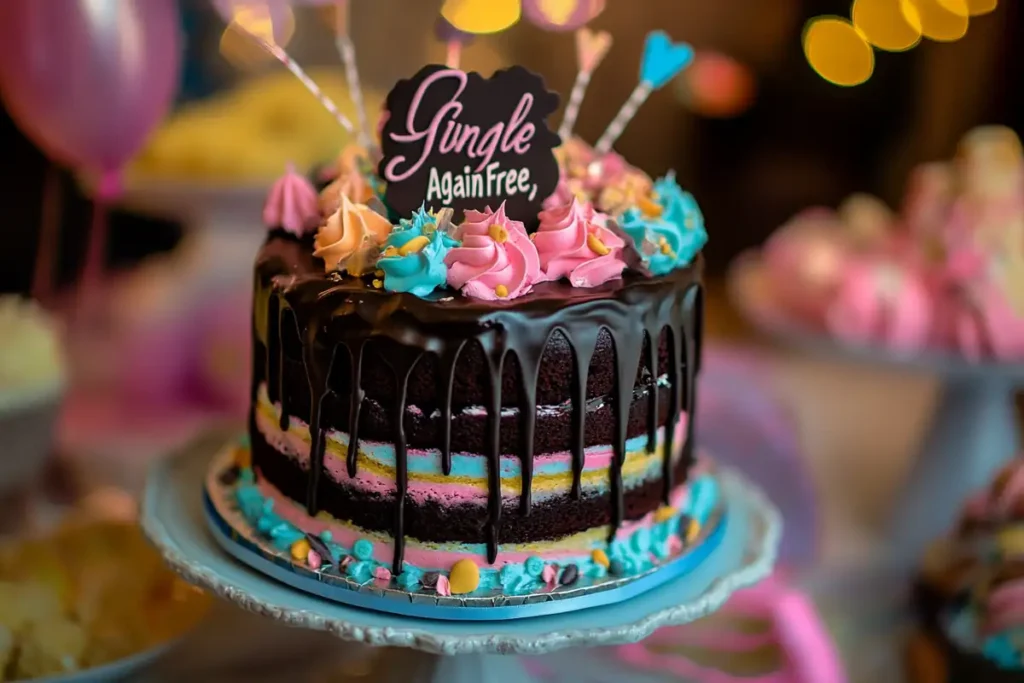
559;28;612;142
227;3;356;136
332;0;372;149
594;31;694;155
435;17;474;69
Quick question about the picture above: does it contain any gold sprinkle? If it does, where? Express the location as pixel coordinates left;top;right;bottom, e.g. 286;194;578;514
494;284;509;298
660;243;675;256
591;549;610;568
639;196;663;218
658;236;668;245
685;519;701;544
586;233;611;256
398;235;431;256
383;246;399;257
654;506;677;523
685;216;697;230
372;279;384;289
488;224;509;243
375;269;385;277
290;539;311;561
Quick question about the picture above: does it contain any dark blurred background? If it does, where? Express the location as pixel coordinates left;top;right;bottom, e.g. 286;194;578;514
0;0;1020;293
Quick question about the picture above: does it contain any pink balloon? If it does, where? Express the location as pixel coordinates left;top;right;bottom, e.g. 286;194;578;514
522;0;605;32
0;0;181;176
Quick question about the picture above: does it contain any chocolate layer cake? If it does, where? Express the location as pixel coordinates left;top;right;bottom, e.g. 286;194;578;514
228;57;717;598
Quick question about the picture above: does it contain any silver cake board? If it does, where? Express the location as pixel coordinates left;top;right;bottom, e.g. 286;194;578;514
729;253;1024;569
142;438;780;683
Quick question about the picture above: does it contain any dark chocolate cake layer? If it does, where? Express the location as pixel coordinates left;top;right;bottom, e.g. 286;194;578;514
250;231;703;571
253;351;678;454
251;421;690;545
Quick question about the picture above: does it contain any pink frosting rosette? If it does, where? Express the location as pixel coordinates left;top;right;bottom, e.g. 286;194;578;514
263;164;320;236
534;197;626;288
444;202;541;301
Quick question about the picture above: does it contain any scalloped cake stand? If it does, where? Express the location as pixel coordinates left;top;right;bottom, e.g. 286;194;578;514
730;254;1024;568
141;439;780;683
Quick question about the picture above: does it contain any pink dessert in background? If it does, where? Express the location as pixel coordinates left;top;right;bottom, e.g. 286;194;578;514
755;125;1024;362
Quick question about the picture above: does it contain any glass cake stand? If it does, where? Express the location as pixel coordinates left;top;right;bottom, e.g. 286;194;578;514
729;253;1024;568
141;438;780;683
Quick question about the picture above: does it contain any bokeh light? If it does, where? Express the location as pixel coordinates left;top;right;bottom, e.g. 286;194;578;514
852;0;922;51
678;52;756;118
906;0;969;41
218;2;295;70
803;17;875;87
964;0;998;14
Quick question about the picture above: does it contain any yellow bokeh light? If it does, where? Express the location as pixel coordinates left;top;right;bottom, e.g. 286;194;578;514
905;0;969;41
803;17;875;87
441;0;521;34
965;0;998;15
852;0;922;51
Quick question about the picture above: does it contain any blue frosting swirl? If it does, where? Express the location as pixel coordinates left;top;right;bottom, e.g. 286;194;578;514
379;204;459;297
621;174;707;276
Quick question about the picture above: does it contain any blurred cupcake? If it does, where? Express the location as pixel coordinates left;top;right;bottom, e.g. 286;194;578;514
0;297;65;496
913;455;1024;682
825;256;933;353
761;208;850;324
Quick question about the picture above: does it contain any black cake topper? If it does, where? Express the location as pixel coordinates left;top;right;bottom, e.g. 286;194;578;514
379;65;561;230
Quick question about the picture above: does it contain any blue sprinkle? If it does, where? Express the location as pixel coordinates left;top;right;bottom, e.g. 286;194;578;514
353;539;374;561
319;531;333;543
586;563;607;579
346;560;375;582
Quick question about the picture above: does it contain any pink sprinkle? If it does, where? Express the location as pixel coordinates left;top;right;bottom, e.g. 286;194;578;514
436;575;452;597
668;536;683;554
374;567;392;581
307;550;322;570
340;556;353;570
542;564;557;585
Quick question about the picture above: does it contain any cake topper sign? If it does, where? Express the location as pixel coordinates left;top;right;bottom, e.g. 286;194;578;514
379;65;561;228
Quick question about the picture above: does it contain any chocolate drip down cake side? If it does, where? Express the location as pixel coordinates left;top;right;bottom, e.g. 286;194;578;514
206;39;723;606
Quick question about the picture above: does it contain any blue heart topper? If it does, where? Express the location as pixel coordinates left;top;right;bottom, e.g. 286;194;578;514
640;31;694;89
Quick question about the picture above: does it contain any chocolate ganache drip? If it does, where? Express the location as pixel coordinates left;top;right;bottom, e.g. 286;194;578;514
255;235;703;574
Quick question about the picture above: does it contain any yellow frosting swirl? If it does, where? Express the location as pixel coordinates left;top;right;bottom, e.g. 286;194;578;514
314;195;393;276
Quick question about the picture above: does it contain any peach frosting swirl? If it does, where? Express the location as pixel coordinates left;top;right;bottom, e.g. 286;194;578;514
535;197;627;288
444;202;541;301
313;194;392;276
319;144;375;216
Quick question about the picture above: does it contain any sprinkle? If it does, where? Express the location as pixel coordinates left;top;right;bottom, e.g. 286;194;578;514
660;243;675;256
307;550;322;569
586;233;611;256
422;572;441;588
422;221;437;234
449;559;481;594
339;555;354;570
219;466;240;486
290;539;311;561
374;566;392;582
639;196;663;218
383;246;399;257
559;564;580;586
488;224;509;243
654;506;677;523
372;279;383;289
542;564;558;585
668;536;683;554
375;269;385;277
685;518;701;544
436;575;452;596
398;235;431;255
525;556;546;577
233;447;251;469
608;559;626;576
353;539;374;561
495;284;509;298
591;549;610;568
305;533;333;564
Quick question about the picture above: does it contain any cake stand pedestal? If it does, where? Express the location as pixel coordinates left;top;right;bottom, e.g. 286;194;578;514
730;255;1024;568
141;440;780;683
